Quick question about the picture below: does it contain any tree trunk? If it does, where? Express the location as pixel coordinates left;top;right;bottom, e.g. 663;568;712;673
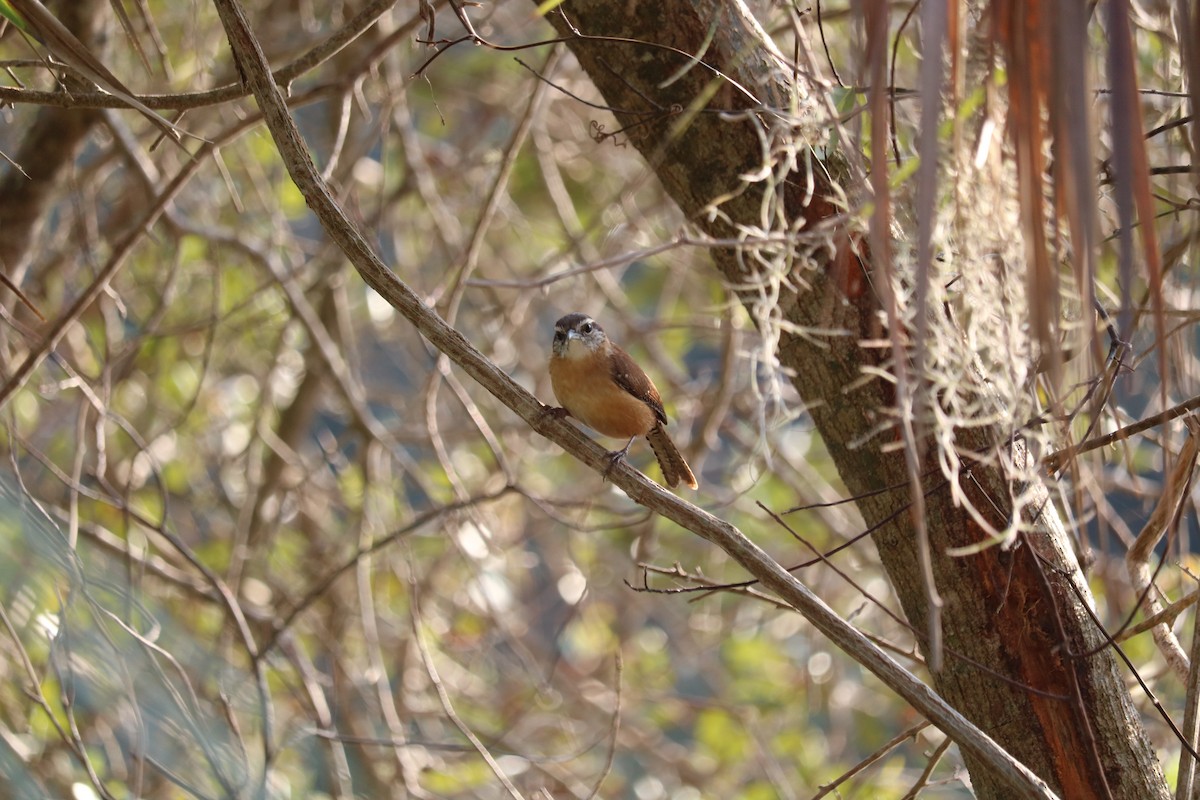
542;1;1167;797
0;0;104;284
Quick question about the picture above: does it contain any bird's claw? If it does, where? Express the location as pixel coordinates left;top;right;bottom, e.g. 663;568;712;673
602;449;627;482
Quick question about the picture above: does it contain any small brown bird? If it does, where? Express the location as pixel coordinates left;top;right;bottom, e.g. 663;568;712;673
548;313;697;489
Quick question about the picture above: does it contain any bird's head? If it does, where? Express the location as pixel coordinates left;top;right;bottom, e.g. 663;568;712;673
552;313;607;359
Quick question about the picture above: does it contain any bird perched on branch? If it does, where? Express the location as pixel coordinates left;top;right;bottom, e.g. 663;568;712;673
547;313;697;490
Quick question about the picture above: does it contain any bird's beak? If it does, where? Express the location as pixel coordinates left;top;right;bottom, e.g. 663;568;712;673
566;329;582;342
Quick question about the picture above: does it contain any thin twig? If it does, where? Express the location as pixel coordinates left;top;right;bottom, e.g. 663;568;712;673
813;722;929;798
583;653;623;800
408;555;527;800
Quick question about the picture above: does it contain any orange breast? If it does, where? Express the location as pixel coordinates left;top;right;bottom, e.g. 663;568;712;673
550;353;658;440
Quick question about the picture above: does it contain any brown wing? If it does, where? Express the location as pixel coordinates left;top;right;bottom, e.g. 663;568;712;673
609;344;668;426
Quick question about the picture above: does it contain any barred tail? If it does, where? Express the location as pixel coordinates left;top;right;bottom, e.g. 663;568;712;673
646;425;697;490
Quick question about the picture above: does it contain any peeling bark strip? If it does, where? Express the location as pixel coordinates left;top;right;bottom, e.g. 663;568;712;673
537;1;1167;798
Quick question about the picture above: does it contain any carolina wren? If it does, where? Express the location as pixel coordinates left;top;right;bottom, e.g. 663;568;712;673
548;313;697;489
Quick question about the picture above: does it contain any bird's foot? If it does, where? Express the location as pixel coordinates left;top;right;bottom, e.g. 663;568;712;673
541;404;572;424
602;437;637;482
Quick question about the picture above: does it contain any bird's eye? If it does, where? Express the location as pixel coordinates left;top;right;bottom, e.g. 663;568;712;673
580;322;594;334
